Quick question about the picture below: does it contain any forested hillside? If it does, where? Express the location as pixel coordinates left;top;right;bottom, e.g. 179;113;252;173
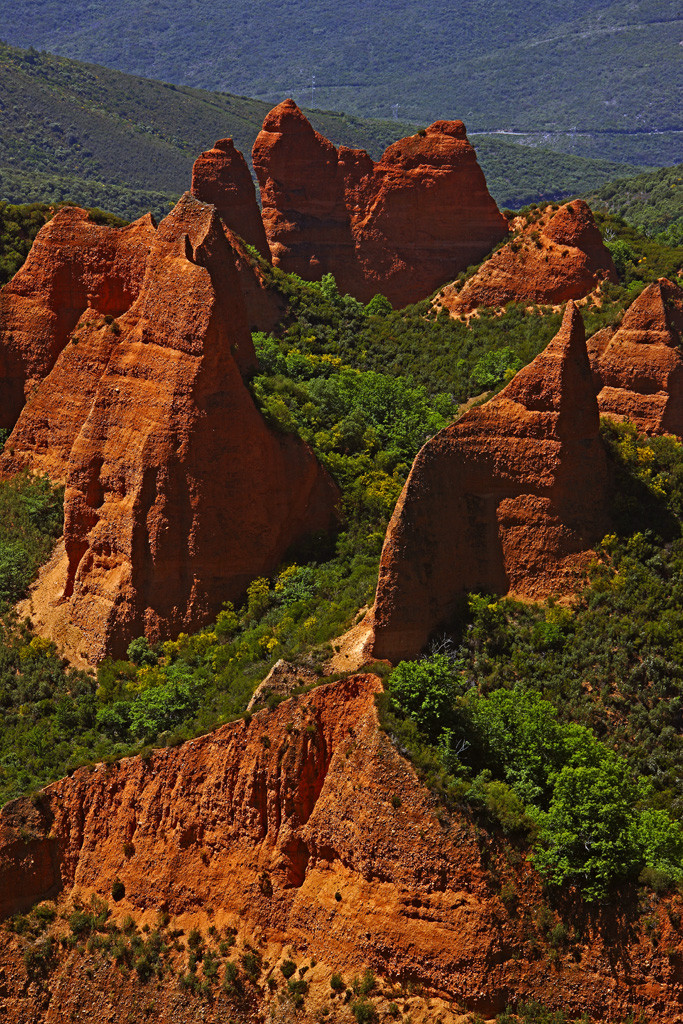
0;43;643;220
1;0;680;165
585;165;683;244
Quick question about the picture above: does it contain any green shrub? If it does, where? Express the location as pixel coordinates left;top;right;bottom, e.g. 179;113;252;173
281;959;297;979
23;936;56;979
69;910;98;937
241;949;261;980
111;878;125;902
389;654;457;740
34;903;56;925
351;999;378;1024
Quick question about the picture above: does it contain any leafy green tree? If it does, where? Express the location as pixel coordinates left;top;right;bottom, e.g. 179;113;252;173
126;636;157;667
389;654;457;740
470;347;522;392
606;238;638;279
532;757;643;900
128;682;199;740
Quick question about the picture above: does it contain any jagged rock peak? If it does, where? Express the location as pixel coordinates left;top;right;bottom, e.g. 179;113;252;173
191;137;270;258
616;276;683;343
591;277;683;437
371;302;609;662
19;192;339;664
252;100;507;306
437;200;617;316
0;207;156;429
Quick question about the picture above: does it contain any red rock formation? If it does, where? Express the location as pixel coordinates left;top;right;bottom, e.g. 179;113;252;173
22;193;338;663
438;200;617;315
252;100;508;306
0;208;155;429
2;675;683;1022
0;212;272;485
0;312;120;481
191;137;271;259
592;278;683;436
371;302;609;661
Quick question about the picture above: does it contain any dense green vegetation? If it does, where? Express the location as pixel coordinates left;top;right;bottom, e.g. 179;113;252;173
585;164;683;244
379;422;683;900
0;474;63;603
1;1;679;165
0;204;682;916
0;202;53;284
0;41;647;220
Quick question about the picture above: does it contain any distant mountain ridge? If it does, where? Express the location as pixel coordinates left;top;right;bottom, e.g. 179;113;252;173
0;42;642;221
1;0;680;165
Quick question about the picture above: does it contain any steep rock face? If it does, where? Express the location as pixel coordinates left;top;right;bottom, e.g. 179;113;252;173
3;676;683;1022
252;100;507;305
438;200;617;315
0;208;155;429
0;312;120;482
22;193;338;663
191;137;271;259
592;278;683;435
372;302;610;661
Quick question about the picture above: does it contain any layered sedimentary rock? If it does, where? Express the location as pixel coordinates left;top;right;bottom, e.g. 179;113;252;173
22;193;338;663
371;302;609;661
438;200;617;315
591;278;683;436
191;137;270;259
252;99;508;305
0;208;155;428
2;675;683;1022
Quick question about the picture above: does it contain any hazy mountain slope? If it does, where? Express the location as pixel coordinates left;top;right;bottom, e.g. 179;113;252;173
0;44;642;220
1;0;680;165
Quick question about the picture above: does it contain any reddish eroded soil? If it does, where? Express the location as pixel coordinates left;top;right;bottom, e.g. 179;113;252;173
1;676;683;1021
437;200;616;316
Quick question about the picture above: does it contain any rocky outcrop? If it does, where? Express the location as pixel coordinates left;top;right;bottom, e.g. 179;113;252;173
20;193;338;663
371;302;609;661
190;137;284;331
191;137;271;259
591;278;683;436
252;100;508;306
2;675;683;1023
0;208;155;429
438;200;617;315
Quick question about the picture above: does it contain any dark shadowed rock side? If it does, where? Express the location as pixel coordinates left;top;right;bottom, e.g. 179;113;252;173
251;99;508;306
371;302;610;662
12;193;339;664
589;278;683;436
438;200;617;315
